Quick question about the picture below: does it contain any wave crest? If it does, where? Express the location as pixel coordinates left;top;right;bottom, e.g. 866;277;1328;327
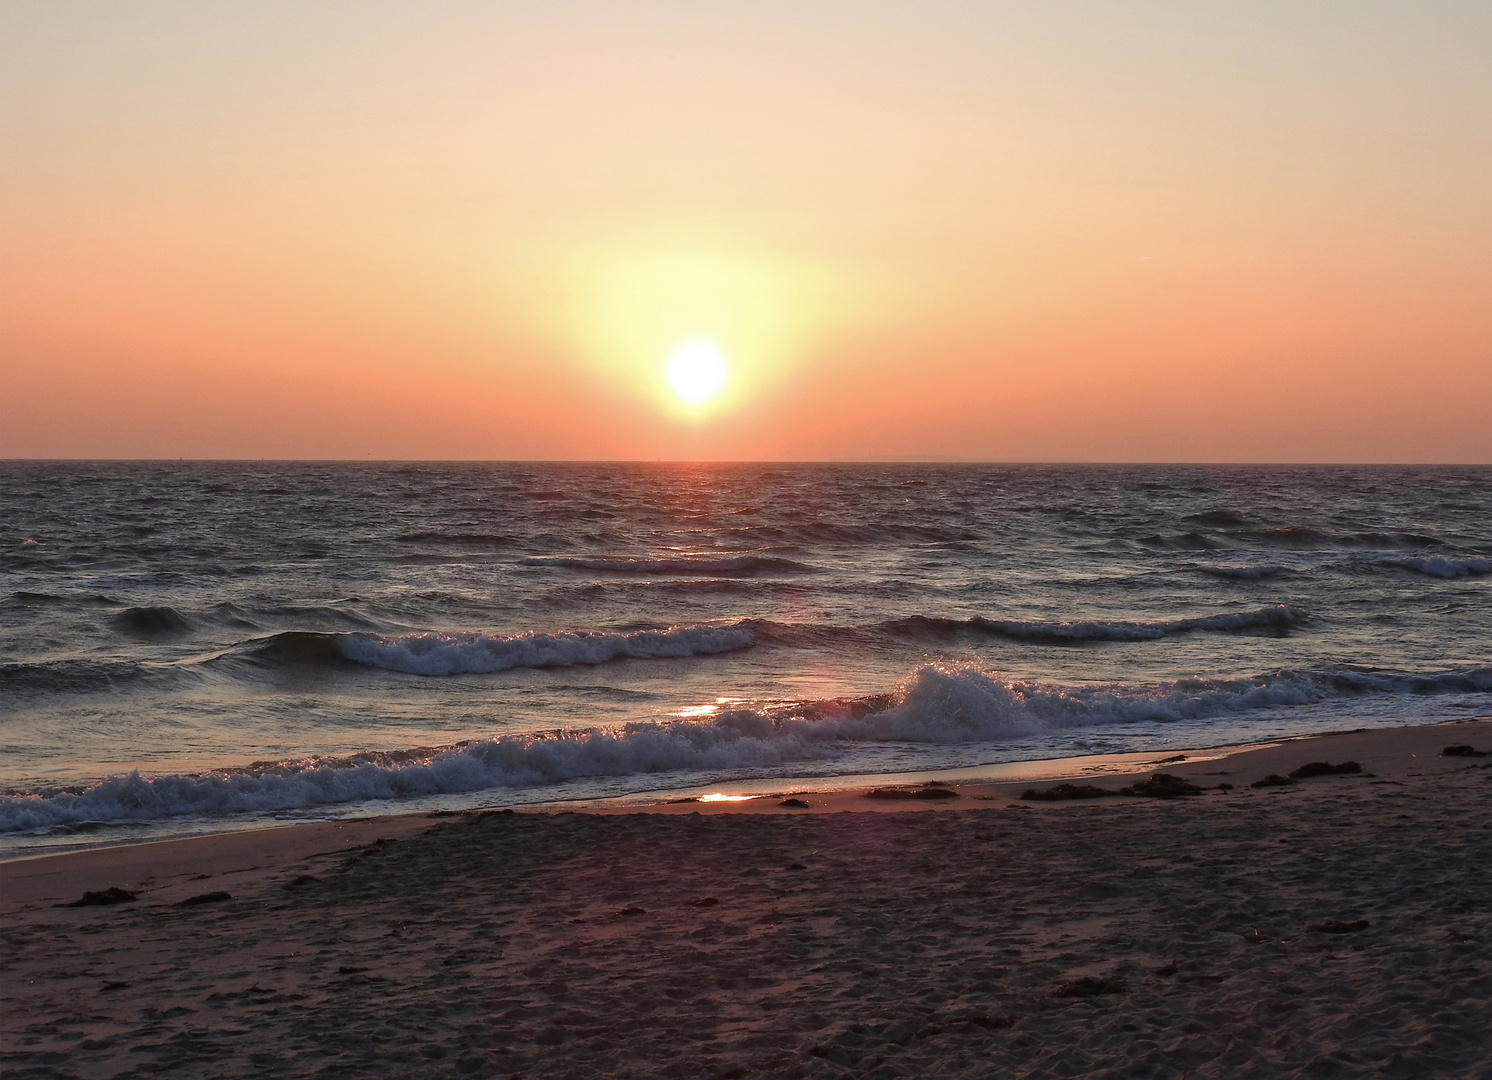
888;605;1309;643
1379;556;1490;579
1194;565;1289;581
110;606;194;639
330;623;758;676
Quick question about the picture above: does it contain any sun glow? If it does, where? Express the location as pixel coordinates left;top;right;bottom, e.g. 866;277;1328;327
665;342;728;404
560;241;864;422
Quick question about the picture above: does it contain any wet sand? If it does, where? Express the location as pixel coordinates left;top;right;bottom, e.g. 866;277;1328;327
3;719;1489;1079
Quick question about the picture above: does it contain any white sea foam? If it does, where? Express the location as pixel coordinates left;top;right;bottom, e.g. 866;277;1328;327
335;624;757;676
5;662;1486;832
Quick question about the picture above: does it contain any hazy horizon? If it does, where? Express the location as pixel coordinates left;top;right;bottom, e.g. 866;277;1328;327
7;458;1492;466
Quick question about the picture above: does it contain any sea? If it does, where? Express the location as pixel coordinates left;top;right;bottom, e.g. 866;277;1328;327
2;462;1488;855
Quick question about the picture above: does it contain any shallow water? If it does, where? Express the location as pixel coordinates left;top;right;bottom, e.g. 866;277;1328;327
2;462;1488;851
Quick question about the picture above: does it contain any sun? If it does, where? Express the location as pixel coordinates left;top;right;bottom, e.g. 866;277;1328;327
665;342;728;405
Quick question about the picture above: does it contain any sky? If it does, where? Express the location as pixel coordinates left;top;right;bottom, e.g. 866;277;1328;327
2;1;1488;462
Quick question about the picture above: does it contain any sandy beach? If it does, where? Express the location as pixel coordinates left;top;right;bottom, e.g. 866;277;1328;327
3;719;1489;1079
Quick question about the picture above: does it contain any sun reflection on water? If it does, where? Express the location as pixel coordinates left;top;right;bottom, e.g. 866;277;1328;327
674;697;743;719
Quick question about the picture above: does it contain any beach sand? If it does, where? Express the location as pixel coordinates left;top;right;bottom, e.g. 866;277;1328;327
3;720;1489;1079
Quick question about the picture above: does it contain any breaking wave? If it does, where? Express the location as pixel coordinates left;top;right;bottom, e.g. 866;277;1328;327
249;622;760;676
887;605;1309;643
5;661;1486;832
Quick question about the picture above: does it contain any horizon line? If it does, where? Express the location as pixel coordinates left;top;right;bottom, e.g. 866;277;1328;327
3;458;1489;468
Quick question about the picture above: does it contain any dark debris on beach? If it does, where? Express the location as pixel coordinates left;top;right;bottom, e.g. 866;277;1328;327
863;784;960;801
55;887;138;908
174;891;233;907
1288;761;1362;778
1251;774;1296;789
1118;773;1204;799
1252;761;1363;788
1020;773;1205;800
1442;744;1489;758
1019;782;1117;801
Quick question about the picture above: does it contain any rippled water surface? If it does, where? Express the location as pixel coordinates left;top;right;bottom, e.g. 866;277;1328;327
2;462;1488;850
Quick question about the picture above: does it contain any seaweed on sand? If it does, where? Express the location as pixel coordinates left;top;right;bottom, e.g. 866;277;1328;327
1250;774;1295;788
1442;745;1489;758
864;784;960;801
56;887;137;907
1119;773;1203;798
1020;783;1118;801
1288;761;1362;778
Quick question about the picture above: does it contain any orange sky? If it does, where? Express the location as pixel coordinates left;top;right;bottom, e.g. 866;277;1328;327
2;2;1488;462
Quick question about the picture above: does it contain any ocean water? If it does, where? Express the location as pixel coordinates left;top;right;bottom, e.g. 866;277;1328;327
2;462;1488;853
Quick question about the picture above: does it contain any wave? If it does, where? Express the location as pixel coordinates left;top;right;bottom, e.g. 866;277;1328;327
786;521;981;546
3;591;120;609
5;661;1486;833
110;605;194;639
522;554;819;576
1227;527;1450;550
1346;532;1444;549
1194;565;1290;581
1182;510;1248;527
247;622;759;676
204;603;263;631
886;605;1309;643
393;531;520;547
246;603;382;630
1378;556;1490;579
693;522;982;549
0;658;155;696
1232;527;1330;546
1137;532;1220;550
244;631;353;667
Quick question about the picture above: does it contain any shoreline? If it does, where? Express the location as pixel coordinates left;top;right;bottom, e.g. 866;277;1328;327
3;716;1486;907
0;736;1270;865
